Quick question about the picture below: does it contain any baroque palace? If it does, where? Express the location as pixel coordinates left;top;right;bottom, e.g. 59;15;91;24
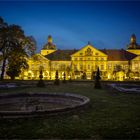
21;34;140;81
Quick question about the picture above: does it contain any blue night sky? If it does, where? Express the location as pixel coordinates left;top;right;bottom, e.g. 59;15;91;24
0;1;140;52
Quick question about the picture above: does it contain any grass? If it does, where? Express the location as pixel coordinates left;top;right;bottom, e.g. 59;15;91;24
0;81;140;139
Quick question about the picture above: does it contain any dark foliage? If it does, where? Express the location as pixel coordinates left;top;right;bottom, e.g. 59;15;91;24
6;68;21;80
54;70;60;85
0;17;36;80
6;47;28;80
62;72;66;83
94;67;101;89
37;69;45;87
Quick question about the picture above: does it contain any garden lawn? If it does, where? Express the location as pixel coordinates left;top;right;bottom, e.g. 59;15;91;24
0;81;140;139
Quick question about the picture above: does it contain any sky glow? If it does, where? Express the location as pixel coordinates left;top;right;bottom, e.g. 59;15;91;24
0;1;140;52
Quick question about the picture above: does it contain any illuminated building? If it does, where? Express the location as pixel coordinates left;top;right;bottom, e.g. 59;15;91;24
21;34;140;81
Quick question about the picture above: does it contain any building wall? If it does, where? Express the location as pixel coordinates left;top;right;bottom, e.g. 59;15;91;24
49;61;72;80
17;46;140;81
106;61;128;81
2;34;140;81
71;44;108;80
21;54;50;80
130;56;140;79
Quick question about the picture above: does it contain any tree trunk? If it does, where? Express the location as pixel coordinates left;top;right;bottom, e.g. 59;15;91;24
0;58;6;81
11;76;15;80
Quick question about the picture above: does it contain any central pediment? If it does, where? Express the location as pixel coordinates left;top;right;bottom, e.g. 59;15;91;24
71;44;107;57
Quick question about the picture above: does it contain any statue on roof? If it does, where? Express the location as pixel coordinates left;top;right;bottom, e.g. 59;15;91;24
127;34;140;49
42;35;56;50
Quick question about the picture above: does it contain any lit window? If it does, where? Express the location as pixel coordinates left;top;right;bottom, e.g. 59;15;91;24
108;64;112;69
87;58;90;60
43;63;46;68
31;64;34;68
101;65;104;70
125;65;128;69
88;64;90;70
80;64;83;70
74;58;78;61
134;63;138;70
80;57;83;60
95;58;98;61
74;65;77;70
95;65;98;70
101;58;104;61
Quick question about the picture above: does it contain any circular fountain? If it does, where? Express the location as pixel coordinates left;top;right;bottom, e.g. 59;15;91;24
0;93;90;118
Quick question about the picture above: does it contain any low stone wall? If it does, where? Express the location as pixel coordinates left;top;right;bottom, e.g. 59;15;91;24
107;83;140;93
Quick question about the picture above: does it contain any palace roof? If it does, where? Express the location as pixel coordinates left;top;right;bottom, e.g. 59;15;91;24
45;49;78;61
45;49;137;61
101;49;137;61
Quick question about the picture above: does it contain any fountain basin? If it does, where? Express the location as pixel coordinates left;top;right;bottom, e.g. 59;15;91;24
0;93;90;118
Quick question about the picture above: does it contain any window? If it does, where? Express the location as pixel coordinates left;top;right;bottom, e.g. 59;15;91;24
80;64;83;70
31;64;34;69
61;64;66;70
43;64;46;68
101;58;104;61
108;64;112;69
124;65;128;70
80;53;83;56
88;64;90;70
74;58;78;61
74;65;77;70
80;57;83;60
101;65;104;70
95;53;99;55
37;64;40;68
114;65;116;70
87;58;90;60
134;63;138;70
95;65;98;70
95;58;98;61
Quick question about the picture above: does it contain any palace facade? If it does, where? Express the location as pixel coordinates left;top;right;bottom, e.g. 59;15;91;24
21;34;140;81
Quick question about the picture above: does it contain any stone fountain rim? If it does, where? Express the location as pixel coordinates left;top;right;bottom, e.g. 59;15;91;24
0;92;90;118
